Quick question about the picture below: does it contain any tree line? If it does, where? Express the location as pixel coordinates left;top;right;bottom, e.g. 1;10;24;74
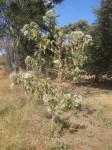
0;0;112;82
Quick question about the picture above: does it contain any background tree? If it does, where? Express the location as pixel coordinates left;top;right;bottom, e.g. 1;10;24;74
85;0;112;82
63;20;90;34
97;0;112;76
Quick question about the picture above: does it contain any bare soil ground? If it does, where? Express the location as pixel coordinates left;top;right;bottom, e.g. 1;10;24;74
0;70;112;150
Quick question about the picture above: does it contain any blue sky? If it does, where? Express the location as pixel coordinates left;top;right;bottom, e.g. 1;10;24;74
55;0;100;26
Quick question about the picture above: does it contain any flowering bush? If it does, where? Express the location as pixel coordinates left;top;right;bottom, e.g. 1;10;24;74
10;71;83;116
11;10;86;120
65;31;93;81
21;9;93;82
43;10;56;28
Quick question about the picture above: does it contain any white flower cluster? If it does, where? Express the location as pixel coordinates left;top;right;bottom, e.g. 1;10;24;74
25;56;31;65
21;24;29;36
64;93;71;99
84;34;93;45
43;92;83;114
71;31;84;37
75;67;80;73
47;107;52;112
9;72;34;90
44;0;51;5
53;59;60;64
64;93;83;107
21;72;33;80
43;94;53;113
43;94;50;103
45;10;56;18
24;30;28;36
9;72;18;82
43;10;56;27
68;31;93;46
73;94;82;106
85;34;92;39
30;22;38;28
21;22;41;41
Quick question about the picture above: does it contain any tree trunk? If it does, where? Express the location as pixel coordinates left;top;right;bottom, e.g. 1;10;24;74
94;74;100;83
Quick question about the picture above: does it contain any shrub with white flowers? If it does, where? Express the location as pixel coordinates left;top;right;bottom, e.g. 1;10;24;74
10;10;88;122
65;31;93;81
21;9;93;82
10;70;83;117
43;10;56;28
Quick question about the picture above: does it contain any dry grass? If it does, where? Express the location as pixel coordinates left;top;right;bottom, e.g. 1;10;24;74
0;55;7;65
0;70;112;150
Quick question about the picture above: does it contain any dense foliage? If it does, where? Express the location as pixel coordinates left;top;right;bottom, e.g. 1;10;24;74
85;0;112;82
20;10;93;82
0;0;64;70
63;20;90;34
